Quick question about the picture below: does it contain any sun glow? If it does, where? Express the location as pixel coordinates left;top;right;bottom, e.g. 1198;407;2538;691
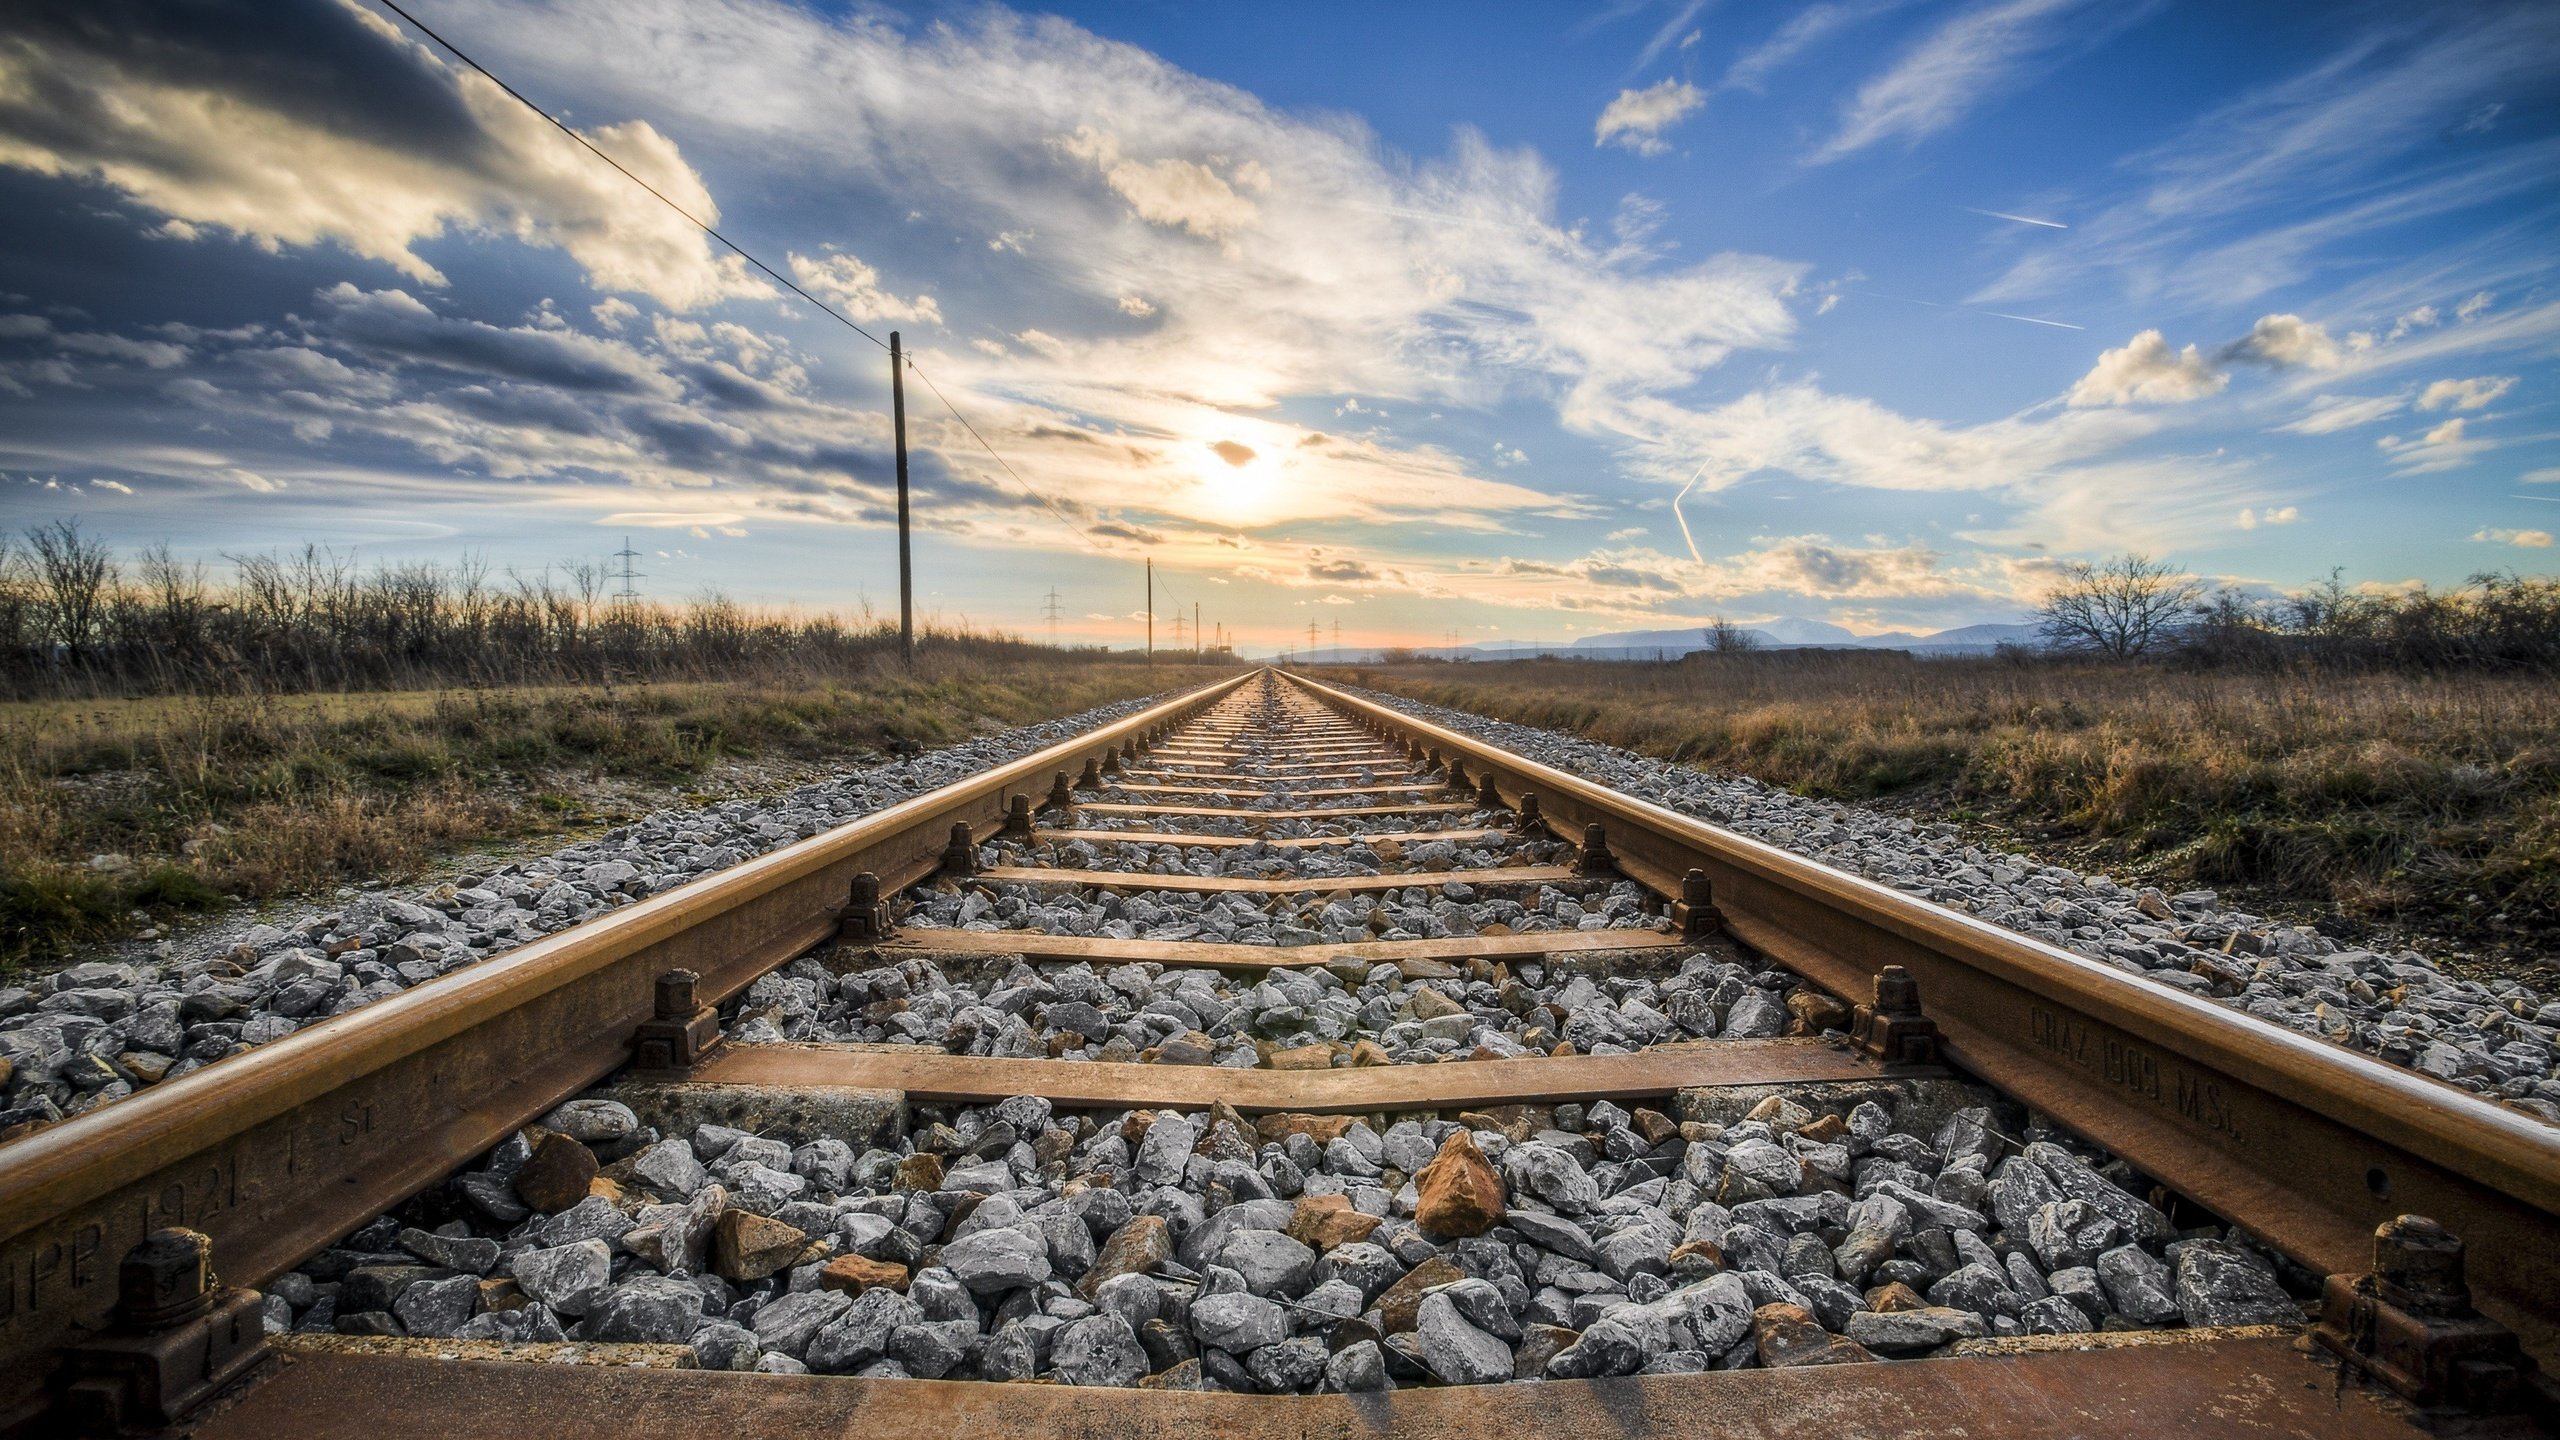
1192;438;1285;525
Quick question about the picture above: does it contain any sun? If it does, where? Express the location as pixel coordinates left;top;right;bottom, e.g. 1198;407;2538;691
1192;438;1284;525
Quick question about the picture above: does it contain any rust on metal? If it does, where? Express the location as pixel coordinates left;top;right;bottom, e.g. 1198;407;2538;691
0;672;1251;1432
58;1228;269;1437
195;1331;2455;1440
1679;868;1727;940
1030;827;1507;852
837;871;894;943
1073;801;1481;821
1575;822;1616;877
2315;1214;2538;1414
1851;965;1941;1067
628;969;723;1074
1284;669;2560;1367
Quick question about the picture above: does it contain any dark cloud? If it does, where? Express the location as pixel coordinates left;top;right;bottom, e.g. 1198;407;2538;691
1091;520;1165;543
1306;557;1376;582
1209;439;1255;466
1583;563;1680;592
321;285;675;396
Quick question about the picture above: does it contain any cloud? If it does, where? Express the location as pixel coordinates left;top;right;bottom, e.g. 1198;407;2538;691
320;284;678;396
92;478;134;494
786;250;942;325
2067;330;2226;407
1811;0;2097;162
2378;416;2486;472
2472;527;2552;548
1090;520;1165;543
1594;80;1705;156
2215;313;2345;370
1208;440;1255;467
2417;375;2515;411
1307;557;1379;583
1054;128;1261;240
1116;294;1155;317
1725;2;1905;91
0;0;764;310
2235;505;2298;529
2277;393;2402;434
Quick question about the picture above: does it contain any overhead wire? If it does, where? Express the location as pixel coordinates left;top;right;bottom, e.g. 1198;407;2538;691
371;0;1114;566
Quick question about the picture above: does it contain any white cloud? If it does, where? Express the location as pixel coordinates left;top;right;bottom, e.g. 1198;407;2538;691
2067;330;2226;407
785;250;942;325
92;478;133;494
1594;80;1706;156
1116;294;1156;317
2236;505;2298;529
2471;527;2552;548
2416;375;2515;412
1811;0;2093;162
2217;313;2344;370
0;2;764;310
2377;416;2486;472
2458;291;2496;321
1055;128;1259;240
2277;393;2401;434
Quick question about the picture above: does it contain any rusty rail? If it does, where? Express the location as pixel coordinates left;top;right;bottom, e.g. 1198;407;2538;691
0;671;1253;1432
1283;668;2560;1367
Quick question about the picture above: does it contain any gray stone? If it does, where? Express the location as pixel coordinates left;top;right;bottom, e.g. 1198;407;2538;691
1051;1313;1148;1386
942;1226;1053;1294
1843;1306;1988;1351
1504;1143;1600;1210
1215;1228;1315;1298
2094;1244;2180;1325
397;1227;499;1275
2173;1241;2302;1328
390;1274;477;1338
805;1287;922;1372
631;1138;709;1197
750;1288;852;1359
540;1099;639;1143
1326;1338;1392;1392
586;1275;707;1344
509;1240;610;1316
1417;1291;1513;1385
690;1320;761;1370
1189;1292;1288;1352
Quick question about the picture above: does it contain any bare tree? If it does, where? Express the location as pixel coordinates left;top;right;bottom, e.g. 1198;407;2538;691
1703;616;1762;653
2036;554;2202;658
26;519;115;655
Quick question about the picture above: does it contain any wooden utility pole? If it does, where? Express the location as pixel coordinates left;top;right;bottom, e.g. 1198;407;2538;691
890;332;913;665
1195;602;1202;657
1145;557;1154;662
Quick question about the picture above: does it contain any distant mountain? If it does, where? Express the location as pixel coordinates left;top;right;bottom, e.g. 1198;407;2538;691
1755;616;1862;645
1238;618;2041;662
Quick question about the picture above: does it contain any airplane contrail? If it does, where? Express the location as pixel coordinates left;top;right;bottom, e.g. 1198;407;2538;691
1672;463;1709;563
1965;207;2068;229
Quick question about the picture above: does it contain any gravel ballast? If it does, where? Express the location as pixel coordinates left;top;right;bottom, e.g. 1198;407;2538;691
0;691;1195;1133
273;1085;2312;1390
1332;684;2560;1122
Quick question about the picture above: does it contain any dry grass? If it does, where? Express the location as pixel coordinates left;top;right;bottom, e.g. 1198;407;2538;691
1335;653;2559;975
2;648;1231;973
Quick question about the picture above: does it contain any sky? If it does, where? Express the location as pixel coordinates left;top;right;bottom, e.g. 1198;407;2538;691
0;0;2555;651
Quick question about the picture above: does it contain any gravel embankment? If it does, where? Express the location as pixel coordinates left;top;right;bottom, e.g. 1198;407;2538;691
1338;685;2560;1123
270;1088;2311;1387
0;692;1189;1133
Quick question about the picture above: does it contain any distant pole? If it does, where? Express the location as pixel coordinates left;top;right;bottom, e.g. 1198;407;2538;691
1195;601;1202;657
1145;557;1154;662
891;331;913;665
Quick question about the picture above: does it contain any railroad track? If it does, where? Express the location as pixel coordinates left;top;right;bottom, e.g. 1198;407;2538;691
2;667;2554;1438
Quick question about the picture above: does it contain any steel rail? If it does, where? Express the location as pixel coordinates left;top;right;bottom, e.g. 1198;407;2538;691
1282;668;2560;1364
0;670;1252;1430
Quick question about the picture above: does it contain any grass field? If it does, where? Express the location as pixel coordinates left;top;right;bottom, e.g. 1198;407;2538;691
1333;653;2558;982
2;650;1230;974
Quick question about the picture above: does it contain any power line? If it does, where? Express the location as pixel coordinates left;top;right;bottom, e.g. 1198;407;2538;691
1041;586;1063;645
371;0;1105;562
610;534;643;606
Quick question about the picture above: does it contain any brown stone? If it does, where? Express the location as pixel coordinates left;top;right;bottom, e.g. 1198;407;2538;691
1255;1112;1356;1145
1139;1358;1208;1391
1148;1030;1214;1065
1457;1106;1539;1143
1408;987;1467;1021
1376;1255;1466;1333
1752;1303;1874;1367
1631;1108;1678;1145
1669;1240;1726;1279
1513;1323;1580;1378
1786;991;1852;1035
512;1129;598;1214
1548;1040;1576;1057
1413;1130;1505;1238
1397;958;1462;981
1286;1194;1353;1246
819;1255;910;1295
586;1176;627;1206
1313;1208;1383;1250
1268;1043;1335;1071
713;1210;809;1282
476;1278;527;1313
1864;1281;1928;1313
1796;1113;1848;1145
894;1153;945;1191
1079;1214;1172;1298
1347;1040;1393;1067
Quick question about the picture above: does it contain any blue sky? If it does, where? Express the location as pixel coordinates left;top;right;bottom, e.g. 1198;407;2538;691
1;0;2553;650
